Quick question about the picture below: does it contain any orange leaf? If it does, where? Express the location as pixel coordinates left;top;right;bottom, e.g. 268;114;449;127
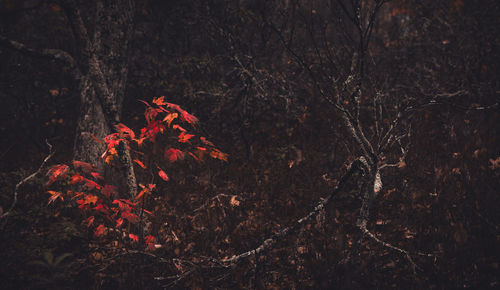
84;194;98;205
116;218;124;228
210;149;228;162
165;148;184;162
172;124;186;132
47;190;63;205
152;96;167;106
162;112;178;127
133;159;147;169
70;174;84;184
178;132;194;143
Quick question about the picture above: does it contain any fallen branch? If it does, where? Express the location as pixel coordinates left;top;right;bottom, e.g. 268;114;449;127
222;158;363;265
358;223;434;275
1;141;55;223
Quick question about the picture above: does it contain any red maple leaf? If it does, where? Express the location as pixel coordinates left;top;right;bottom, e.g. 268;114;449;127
70;173;84;184
72;160;95;173
46;164;69;185
113;199;131;212
178;132;194;143
83;178;101;190
129;233;139;242
172;124;186;132
200;137;214;147
115;123;135;139
122;211;140;223
210;149;229;162
94;224;106;237
47;190;64;205
133;159;147;169
165;148;184;162
116;218;124;228
158;168;169;181
84;216;95;227
180;110;198;125
90;172;103;180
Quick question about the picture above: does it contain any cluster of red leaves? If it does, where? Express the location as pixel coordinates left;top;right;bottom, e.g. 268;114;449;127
46;96;227;251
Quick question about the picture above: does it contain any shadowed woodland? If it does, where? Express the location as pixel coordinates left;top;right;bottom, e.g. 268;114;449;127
0;0;499;289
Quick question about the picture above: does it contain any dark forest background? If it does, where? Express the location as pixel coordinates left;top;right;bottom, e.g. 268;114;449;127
0;0;499;289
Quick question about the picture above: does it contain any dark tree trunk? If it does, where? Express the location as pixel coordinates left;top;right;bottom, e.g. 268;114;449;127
69;0;137;196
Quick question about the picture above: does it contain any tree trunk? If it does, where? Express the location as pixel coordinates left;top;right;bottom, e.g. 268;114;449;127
66;0;137;197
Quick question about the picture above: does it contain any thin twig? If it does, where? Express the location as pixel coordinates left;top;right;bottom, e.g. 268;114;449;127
1;141;55;222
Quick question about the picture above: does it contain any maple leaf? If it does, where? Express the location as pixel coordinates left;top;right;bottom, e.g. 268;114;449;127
72;160;95;174
152;96;168;106
158;168;169;182
46;164;69;185
165;102;182;112
141;120;165;141
162;112;178;127
200;137;214;147
47;190;63;205
94;224;106;237
84;216;95;227
178;132;194;143
115;123;135;139
70;174;84;185
113;199;131;212
210;149;229;162
144;107;159;124
82;194;98;205
134;137;147;146
133;159;147;169
122;211;140;223
129;233;139;242
90;172;103;180
172;124;187;132
136;182;157;200
116;218;124;228
180;110;199;125
188;152;200;161
145;235;155;244
165;148;184;162
84;178;101;190
94;203;110;215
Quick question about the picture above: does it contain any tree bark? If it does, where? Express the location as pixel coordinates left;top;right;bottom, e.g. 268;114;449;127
66;0;137;197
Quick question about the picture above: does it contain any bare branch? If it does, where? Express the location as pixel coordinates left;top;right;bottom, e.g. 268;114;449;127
0;35;78;73
222;158;363;265
0;141;55;225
